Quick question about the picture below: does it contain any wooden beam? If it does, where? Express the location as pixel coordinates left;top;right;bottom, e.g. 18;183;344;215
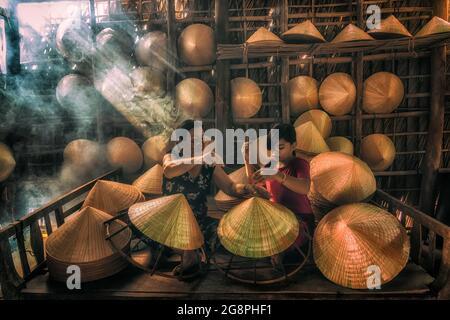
353;0;364;156
215;0;230;134
166;0;177;98
420;0;448;216
280;0;290;124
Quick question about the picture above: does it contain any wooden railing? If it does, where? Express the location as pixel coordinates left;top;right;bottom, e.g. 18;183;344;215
371;190;450;299
0;169;121;299
1;179;449;299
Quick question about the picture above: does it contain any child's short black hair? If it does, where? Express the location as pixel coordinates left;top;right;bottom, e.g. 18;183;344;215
267;123;297;149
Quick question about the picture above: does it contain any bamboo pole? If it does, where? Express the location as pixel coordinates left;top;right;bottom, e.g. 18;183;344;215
420;0;448;216
280;0;290;124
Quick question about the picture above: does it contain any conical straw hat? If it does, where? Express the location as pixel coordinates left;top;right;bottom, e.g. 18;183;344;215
288;76;319;117
175;78;214;119
178;24;216;66
361;134;396;171
281;20;326;43
0;143;16;182
368;15;412;39
231;77;262;119
319;73;356;116
295;122;330;155
310;152;376;205
218;197;299;258
363;72;404;114
326;136;354;155
106;137;143;174
313;203;410;289
46;206;131;282
215;167;248;203
128;194;204;250
142;135;168;168
294;109;332;139
63;139;105;174
83;180;145;216
246;27;283;45
416;16;450;37
307;181;337;222
132;164;163;195
332;24;374;43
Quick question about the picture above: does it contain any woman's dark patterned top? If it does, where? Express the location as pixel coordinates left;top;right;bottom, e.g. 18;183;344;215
162;164;216;220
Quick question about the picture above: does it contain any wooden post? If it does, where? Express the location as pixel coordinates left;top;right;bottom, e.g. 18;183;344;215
166;0;177;98
4;1;20;74
420;0;448;216
280;0;290;124
215;0;230;134
354;1;364;156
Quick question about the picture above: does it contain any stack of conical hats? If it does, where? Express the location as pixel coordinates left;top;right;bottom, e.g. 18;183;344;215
132;164;163;196
281;20;326;43
215;167;249;211
308;152;376;220
128;194;204;250
326;137;354;155
0;143;16;182
246;27;283;45
368;15;412;39
231;77;262;119
361;134;396;171
83;180;145;216
46;206;131;282
363;72;404;114
288;76;319;117
313;203;410;289
332;24;374;43
416;16;450;37
319;73;356;116
218;197;299;258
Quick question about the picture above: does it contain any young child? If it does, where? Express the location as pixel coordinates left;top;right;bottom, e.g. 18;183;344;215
244;123;314;258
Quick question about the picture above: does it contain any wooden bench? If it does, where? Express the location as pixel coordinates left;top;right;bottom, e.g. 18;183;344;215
1;170;449;299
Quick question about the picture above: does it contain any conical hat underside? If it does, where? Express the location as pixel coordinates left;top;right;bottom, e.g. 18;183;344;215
332;24;374;43
310;152;376;205
363;72;404;114
416;16;450;37
46;206;131;263
361;134;396;171
83;180;145;216
128;194;204;250
0;143;16;182
281;20;326;43
132;164;163;195
215;167;248;202
294;109;332;139
246;27;283;45
326;137;354;155
313;203;410;289
319;73;356;116
218;197;299;258
295;122;330;155
289;76;319;116
368;15;412;39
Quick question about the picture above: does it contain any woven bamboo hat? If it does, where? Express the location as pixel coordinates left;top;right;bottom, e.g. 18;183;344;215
218;197;299;258
246;27;283;45
368;15;412;39
0;143;15;182
310;152;376;205
313;203;410;289
231;77;262;118
294;109;332;139
142;135;168;168
361;134;396;171
131;67;166;98
175;78;214;119
307;181;336;222
332;24;375;43
281;20;326;43
288;76;319;117
295;122;330;155
46;206;131;282
128;194;204;251
135;31;168;72
83;180;145;216
132;164;163;196
106;137;143;174
326;136;354;155
178;24;216;66
215;167;249;210
319;73;356;116
63;139;105;172
416;16;450;37
363;72;404;114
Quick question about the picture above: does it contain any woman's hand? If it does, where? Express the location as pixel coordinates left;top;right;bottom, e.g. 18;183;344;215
252;168;283;184
234;183;271;200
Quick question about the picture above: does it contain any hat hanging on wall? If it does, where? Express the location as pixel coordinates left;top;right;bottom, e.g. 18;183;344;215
231;77;263;119
293;109;332;139
331;24;374;43
175;78;214;119
178;24;216;66
106;137;143;174
288;76;320;117
246;27;284;45
295;122;330;155
326;137;354;156
416;16;450;37
367;15;412;39
360;134;396;171
0;143;16;182
319;73;356;116
281;20;326;43
363;72;404;114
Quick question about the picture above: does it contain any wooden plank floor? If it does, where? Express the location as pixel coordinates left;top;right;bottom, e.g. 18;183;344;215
21;261;434;300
